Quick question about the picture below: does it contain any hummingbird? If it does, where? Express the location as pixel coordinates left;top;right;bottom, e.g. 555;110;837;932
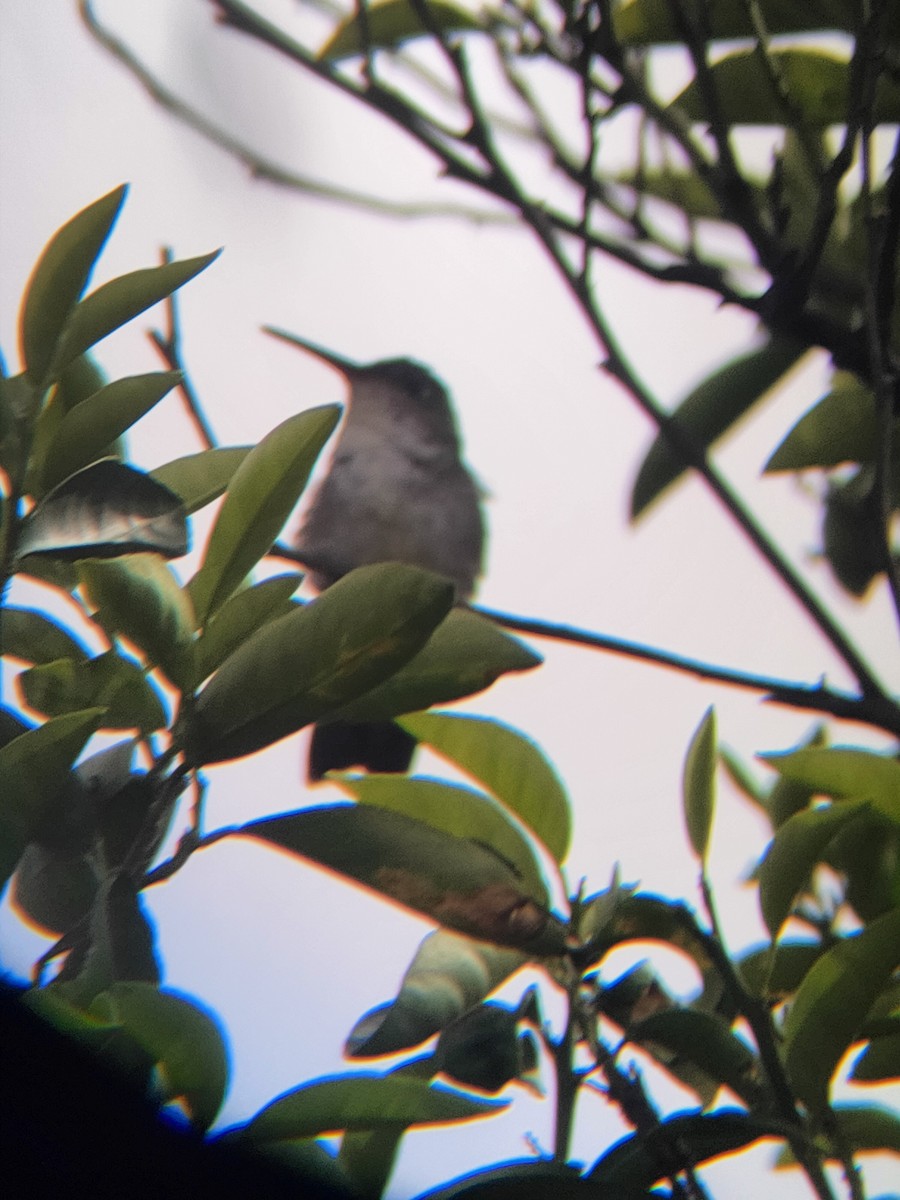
265;328;485;780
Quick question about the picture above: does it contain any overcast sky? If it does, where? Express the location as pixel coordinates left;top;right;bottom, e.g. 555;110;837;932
1;4;897;1197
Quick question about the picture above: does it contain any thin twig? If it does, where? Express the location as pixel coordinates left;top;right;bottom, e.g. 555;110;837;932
148;248;218;450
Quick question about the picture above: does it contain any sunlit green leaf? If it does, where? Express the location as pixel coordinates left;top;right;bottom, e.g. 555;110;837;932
765;375;881;471
38;373;180;494
189;405;339;623
757;800;869;938
400;711;571;864
347;928;525;1058
339;775;548;903
761;746;900;824
188;563;453;763
150;446;253;514
79;554;196;690
672;49;900;126
783;909;900;1112
92;983;229;1132
20;185;127;383
0;709;103;890
631;336;804;518
239;1072;502;1143
53;252;221;373
240;804;568;954
612;0;883;45
333;608;541;722
682;706;716;862
16;460;188;561
320;0;483;62
192;573;300;686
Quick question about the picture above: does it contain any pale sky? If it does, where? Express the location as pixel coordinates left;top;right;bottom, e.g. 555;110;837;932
1;4;897;1198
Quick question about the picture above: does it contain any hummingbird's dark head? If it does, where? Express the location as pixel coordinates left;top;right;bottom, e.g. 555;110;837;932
351;357;462;451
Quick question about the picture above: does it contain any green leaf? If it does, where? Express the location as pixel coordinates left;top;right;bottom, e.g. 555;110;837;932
92;983;229;1132
436;1002;523;1093
0;606;90;664
14;841;98;935
765;375;881;471
189;563;453;763
851;1034;900;1083
338;775;548;903
757;801;870;938
38;372;180;494
761;746;900;824
53;252;221;373
192;573;300;686
189;405;340;623
400;712;571;864
631;336;804;518
319;0;483;62
588;1109;789;1189
628;1009;760;1105
0;709;103;890
79;554;196;690
422;1161;605;1198
240;1072;501;1143
346;928;525;1058
331;608;541;723
672;49;900;127
783;909;900;1111
19;652;167;733
16;460;188;562
822;468;885;596
150;446;253;515
682;706;716;861
0;373;39;477
240;805;568;954
20;185;127;383
612;0;882;45
737;941;824;1001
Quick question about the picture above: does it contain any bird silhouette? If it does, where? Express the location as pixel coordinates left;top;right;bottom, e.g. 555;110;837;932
266;328;485;779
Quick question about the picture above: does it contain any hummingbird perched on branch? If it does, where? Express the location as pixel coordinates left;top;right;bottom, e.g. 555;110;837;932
265;328;486;780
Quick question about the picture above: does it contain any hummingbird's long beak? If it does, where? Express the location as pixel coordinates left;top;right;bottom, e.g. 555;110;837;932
263;326;361;378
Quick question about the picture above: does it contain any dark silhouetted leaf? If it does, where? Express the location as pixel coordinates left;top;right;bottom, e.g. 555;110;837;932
682;706;716;862
435;1002;523;1093
401;711;571;864
38;372;180;494
1;606;90;664
628;1009;760;1104
19;651;167;733
339;775;548;903
0;708;103;890
91;982;229;1132
14;840;97;935
347;929;525;1058
822;468;887;596
16;460;188;560
150;446;253;514
332;608;541;723
79;554;196;690
189;563;453;763
851;1035;900;1083
189;405;340;623
589;1108;789;1189
53;252;221;373
631;337;804;518
320;0;482;61
424;1160;604;1199
240;804;568;954
783;909;900;1111
737;941;824;1001
238;1072;503;1143
20;185;127;383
